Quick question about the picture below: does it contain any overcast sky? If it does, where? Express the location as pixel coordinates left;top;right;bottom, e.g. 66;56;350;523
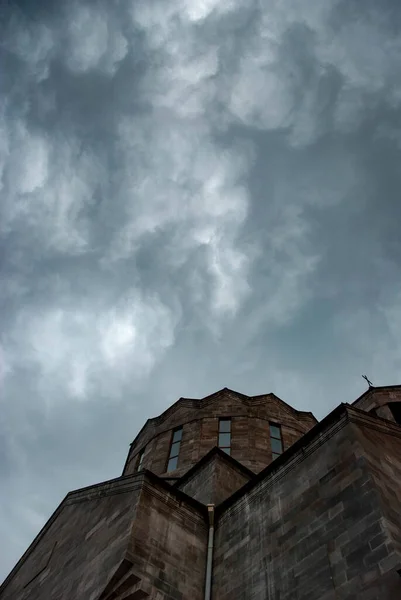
1;0;401;582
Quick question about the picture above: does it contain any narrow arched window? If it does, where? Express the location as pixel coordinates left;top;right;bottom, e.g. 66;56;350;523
135;448;145;472
218;418;231;455
269;423;283;460
167;427;183;472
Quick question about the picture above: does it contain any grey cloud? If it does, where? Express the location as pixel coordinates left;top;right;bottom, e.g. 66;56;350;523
2;0;401;583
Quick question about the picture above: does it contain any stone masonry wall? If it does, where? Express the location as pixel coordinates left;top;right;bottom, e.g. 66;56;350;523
0;476;142;600
353;387;401;422
212;411;401;600
123;390;317;478
351;412;401;558
0;472;208;600
212;459;251;506
177;453;251;506
127;479;207;600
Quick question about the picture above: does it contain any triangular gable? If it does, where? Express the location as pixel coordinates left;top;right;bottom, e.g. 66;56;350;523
174;447;254;506
352;384;401;410
250;392;317;421
98;559;147;600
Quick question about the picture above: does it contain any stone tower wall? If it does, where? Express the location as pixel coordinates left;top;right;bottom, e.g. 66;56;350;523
122;389;317;478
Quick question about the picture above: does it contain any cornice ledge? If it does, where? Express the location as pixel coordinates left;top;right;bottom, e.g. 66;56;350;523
347;406;401;438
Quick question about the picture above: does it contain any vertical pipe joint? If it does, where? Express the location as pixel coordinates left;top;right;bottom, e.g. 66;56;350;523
204;504;215;600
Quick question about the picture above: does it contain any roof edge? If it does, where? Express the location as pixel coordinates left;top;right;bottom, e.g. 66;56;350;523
215;402;349;517
351;384;401;405
0;470;207;594
142;469;208;515
173;446;255;490
127;387;318;452
262;392;318;421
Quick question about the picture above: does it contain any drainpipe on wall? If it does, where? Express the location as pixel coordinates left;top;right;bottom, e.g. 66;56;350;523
204;504;215;600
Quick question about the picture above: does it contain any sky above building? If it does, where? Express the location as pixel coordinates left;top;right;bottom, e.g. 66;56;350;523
1;0;401;582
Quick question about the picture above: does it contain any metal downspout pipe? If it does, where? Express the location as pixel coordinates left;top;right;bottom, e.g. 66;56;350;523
204;504;215;600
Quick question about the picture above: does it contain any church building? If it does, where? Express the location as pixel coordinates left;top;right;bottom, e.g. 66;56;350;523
1;385;401;599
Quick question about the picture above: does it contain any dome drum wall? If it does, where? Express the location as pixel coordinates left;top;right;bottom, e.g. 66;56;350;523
353;387;401;424
123;390;317;478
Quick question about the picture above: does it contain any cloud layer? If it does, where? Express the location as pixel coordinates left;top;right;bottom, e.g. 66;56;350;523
2;0;401;582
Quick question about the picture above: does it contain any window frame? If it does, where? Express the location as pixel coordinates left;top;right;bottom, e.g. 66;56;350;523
135;448;145;472
218;418;232;455
166;426;183;473
269;422;283;460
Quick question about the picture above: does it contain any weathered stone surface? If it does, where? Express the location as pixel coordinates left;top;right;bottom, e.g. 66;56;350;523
127;479;207;600
351;411;401;559
0;473;206;600
0;475;142;600
353;386;401;424
212;407;401;600
123;387;317;477
176;447;253;505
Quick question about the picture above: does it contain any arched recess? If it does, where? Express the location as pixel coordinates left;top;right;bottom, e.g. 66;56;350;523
389;402;401;425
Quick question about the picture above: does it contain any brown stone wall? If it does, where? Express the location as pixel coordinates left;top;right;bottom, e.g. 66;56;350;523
147;429;173;474
199;417;219;458
351;413;401;557
127;479;207;600
353;387;401;422
177;453;251;505
213;460;251;506
178;458;217;504
123;390;317;479
376;404;396;420
0;476;142;600
212;410;401;600
0;472;208;600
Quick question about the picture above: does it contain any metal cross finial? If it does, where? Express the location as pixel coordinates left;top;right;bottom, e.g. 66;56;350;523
362;375;374;388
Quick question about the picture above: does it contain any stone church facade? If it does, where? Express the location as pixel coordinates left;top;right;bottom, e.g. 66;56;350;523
1;385;401;599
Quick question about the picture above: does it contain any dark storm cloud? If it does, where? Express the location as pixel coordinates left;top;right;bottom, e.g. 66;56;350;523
2;0;401;582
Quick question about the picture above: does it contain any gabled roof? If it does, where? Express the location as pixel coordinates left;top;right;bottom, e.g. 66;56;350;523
199;387;250;402
253;392;318;422
215;401;401;518
0;470;207;595
352;384;401;406
173;446;255;491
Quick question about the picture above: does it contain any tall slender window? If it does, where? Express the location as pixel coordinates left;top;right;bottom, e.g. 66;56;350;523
218;418;231;455
135;448;145;472
270;423;283;460
167;427;183;472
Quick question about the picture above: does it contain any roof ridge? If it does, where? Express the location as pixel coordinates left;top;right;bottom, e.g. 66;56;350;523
173;446;255;489
351;384;401;405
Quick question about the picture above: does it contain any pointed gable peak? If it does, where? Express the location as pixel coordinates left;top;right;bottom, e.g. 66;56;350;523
199;387;249;403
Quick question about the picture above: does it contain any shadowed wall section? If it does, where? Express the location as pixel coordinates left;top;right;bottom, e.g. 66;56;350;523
212;407;401;600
